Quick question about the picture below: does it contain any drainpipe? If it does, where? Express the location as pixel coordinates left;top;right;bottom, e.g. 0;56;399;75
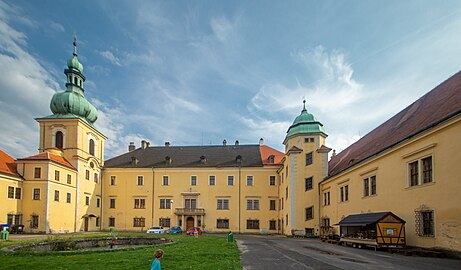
238;166;241;233
99;168;103;231
318;179;321;237
152;167;155;227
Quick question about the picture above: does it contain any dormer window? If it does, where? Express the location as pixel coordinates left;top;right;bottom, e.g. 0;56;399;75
55;131;63;149
268;155;275;164
236;155;242;163
200;155;207;164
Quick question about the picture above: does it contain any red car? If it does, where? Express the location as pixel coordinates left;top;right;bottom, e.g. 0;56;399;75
186;227;203;235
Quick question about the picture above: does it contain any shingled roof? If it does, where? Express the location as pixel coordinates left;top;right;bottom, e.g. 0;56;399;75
18;151;76;170
105;144;270;168
328;71;461;178
0;150;20;178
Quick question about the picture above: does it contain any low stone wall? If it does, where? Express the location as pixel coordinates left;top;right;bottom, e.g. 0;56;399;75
1;236;174;252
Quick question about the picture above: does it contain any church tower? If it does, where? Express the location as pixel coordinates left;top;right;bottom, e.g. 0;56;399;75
279;101;330;235
30;36;107;232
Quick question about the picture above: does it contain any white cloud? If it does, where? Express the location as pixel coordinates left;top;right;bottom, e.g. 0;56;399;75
98;50;122;66
0;11;58;158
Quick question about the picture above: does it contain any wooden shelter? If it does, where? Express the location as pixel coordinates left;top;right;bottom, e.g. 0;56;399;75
338;212;406;249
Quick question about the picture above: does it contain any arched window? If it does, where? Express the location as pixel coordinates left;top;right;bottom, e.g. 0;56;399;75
74;77;78;85
89;139;95;156
55;131;63;149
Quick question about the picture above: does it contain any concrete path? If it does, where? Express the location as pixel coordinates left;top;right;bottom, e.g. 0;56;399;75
235;235;460;270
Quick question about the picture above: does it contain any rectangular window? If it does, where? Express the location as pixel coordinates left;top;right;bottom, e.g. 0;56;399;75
323;191;330;205
340;185;349;202
416;210;434;237
67;174;72;184
305;152;313;166
159;218;170;227
110;176;116;185
163;175;169;185
66;192;71;203
137;176;144;186
109;217;115;227
33;188;41;200
160;198;172;209
370;176;377;195
227;176;234;186
54;190;59;201
184;198;197;209
209;175;216;186
286;186;288;199
8;186;14;198
34;167;41;178
269;175;276;186
191;175;197;186
246;219;260;229
269;199;276;210
86;196;90;206
363;178;370;197
246;199;259;210
409;161;419;186
31;215;39;229
133;217;146;227
246;176;253;186
305;177;313;191
110;198;115;208
96;217;100;227
96;197;101;208
134;198;146;209
422;156;433;183
15;187;21;199
304;137;314;143
269;220;277;230
217;219;229;229
305;206;314;220
85;170;90;180
217;199;229;210
7;214;13;225
55;170;60;181
94;173;99;183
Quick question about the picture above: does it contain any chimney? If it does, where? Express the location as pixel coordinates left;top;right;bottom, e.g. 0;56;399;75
235;140;239;146
223;139;227;146
165;142;170;147
128;142;135;152
131;156;139;166
259;138;264;145
165;156;172;165
146;141;150;148
332;150;336;157
141;140;147;149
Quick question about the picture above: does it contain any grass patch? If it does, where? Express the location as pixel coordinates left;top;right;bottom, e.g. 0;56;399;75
0;234;241;269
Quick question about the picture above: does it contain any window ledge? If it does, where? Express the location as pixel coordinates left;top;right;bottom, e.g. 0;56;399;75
406;181;436;190
362;194;378;199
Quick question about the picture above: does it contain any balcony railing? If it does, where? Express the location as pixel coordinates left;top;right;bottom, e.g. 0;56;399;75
174;208;205;215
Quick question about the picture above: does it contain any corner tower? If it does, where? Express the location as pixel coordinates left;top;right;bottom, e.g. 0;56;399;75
279;100;331;236
34;36;107;232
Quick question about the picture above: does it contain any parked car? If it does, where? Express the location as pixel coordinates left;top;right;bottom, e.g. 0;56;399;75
168;226;183;234
147;226;165;234
186;227;203;235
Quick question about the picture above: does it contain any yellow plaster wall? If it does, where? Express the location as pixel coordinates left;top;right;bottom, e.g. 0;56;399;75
0;174;22;225
320;117;461;251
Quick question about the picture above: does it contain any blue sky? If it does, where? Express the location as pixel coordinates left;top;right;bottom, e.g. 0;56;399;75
1;0;461;159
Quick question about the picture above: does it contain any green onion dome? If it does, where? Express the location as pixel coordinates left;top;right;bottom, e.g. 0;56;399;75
286;101;325;137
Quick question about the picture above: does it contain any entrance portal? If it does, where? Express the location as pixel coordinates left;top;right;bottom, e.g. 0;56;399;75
84;217;89;231
186;217;194;229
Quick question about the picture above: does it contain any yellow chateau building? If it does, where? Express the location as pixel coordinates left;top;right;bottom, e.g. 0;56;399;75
1;40;460;253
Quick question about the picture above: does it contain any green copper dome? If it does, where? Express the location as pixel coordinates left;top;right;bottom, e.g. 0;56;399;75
47;36;97;125
286;101;325;137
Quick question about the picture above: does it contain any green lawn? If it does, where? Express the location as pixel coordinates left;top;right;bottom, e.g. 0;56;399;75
0;234;242;270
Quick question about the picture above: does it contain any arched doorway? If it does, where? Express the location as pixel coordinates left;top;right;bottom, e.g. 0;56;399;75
186;216;194;229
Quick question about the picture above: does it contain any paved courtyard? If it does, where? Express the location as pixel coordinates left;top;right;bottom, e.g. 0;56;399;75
236;235;460;270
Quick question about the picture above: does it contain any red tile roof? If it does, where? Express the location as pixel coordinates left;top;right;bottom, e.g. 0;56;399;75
19;152;76;170
260;145;284;165
328;71;461;178
0;150;20;177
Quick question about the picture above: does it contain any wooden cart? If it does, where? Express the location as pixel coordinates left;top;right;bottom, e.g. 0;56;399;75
338;212;405;249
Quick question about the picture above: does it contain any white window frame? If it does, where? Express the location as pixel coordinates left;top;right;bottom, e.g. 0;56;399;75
137;175;144;186
209;175;216;186
190;175;197;186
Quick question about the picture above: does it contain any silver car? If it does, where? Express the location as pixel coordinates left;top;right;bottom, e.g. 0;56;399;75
146;226;165;234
